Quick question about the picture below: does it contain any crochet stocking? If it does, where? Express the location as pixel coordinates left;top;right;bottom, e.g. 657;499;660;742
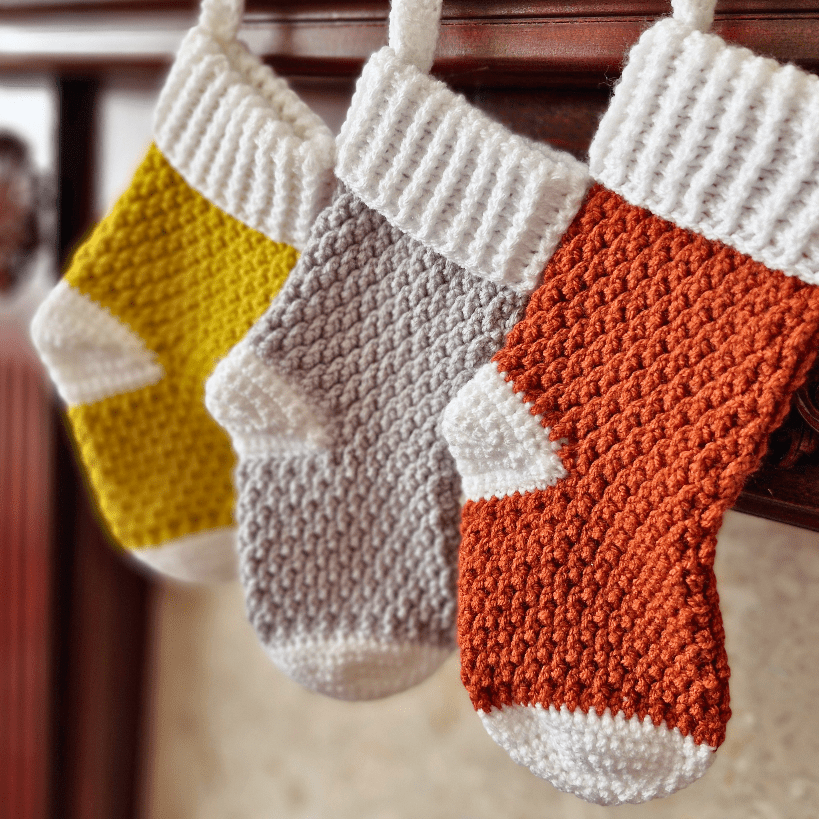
205;0;589;698
443;0;819;804
31;0;335;582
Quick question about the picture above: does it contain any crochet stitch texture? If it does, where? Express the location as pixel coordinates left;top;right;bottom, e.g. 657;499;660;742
224;187;528;699
63;146;297;552
453;185;819;802
205;0;589;695
336;47;588;294
590;17;819;285
31;0;335;581
442;0;819;804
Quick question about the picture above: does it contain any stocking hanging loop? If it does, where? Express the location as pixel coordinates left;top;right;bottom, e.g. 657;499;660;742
671;0;716;31
199;0;244;41
388;0;443;73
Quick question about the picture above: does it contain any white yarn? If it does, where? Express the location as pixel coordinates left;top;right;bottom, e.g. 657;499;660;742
337;47;591;295
264;636;452;701
388;0;443;73
590;18;819;286
441;363;567;500
199;0;243;41
30;281;163;405
154;20;336;251
671;0;716;31
131;527;238;583
205;336;331;457
480;703;715;806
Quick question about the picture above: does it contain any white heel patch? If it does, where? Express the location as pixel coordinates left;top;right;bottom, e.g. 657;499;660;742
30;280;163;405
205;337;329;456
441;363;566;501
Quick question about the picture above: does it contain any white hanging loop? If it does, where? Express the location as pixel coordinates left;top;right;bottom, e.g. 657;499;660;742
671;0;717;31
199;0;244;41
388;0;444;73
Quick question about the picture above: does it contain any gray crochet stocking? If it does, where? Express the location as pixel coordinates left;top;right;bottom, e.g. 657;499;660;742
208;186;526;698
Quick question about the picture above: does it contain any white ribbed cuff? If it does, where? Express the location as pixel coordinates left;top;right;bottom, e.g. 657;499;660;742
590;18;819;286
337;47;591;295
154;24;336;251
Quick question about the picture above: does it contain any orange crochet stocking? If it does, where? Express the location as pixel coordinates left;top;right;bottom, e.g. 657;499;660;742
444;185;819;803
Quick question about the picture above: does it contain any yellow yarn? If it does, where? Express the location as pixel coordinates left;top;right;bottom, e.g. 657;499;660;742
64;144;298;550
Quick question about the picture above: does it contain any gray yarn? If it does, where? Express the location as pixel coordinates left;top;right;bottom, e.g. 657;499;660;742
236;186;526;697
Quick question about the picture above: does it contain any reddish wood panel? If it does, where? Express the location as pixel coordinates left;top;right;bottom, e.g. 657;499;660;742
465;86;608;156
46;77;154;819
0;346;54;819
4;1;819;16
263;10;819;84
52;473;152;819
736;466;819;531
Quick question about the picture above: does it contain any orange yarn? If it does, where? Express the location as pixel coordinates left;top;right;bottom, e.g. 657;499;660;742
458;186;819;748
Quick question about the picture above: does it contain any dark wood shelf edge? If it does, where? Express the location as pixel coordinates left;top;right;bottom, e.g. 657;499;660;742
4;1;819;17
736;466;819;533
4;8;819;85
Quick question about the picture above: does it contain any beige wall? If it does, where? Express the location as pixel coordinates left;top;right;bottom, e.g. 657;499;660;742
142;510;819;819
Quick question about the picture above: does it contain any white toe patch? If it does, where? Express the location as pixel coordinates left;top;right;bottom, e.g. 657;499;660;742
264;637;452;701
441;363;566;501
480;703;715;805
130;526;238;583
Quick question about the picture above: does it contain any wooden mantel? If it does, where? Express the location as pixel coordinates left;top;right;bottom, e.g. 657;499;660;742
3;1;819;85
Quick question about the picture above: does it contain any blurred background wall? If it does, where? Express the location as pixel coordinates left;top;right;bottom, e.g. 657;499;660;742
143;510;819;819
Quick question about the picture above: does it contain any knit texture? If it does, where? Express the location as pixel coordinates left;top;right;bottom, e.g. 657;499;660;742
590;17;819;286
440;0;819;800
451;185;819;803
155;23;335;251
479;703;713;805
441;361;567;501
31;7;335;581
41;145;297;554
205;0;589;692
336;47;590;295
207;186;527;698
388;0;442;73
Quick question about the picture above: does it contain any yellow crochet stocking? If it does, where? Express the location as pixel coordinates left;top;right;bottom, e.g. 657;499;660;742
32;0;335;581
64;145;296;556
